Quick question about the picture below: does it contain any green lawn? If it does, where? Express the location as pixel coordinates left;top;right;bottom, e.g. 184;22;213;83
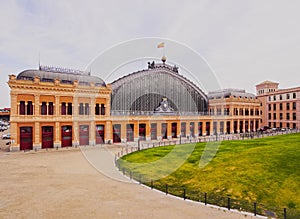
118;133;300;218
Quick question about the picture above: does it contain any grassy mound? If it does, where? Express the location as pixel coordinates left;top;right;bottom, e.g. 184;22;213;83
118;133;300;218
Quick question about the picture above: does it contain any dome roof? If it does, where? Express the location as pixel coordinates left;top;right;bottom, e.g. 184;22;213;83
16;68;106;86
110;61;208;113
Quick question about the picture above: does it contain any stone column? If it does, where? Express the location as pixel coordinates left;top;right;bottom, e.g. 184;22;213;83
230;120;234;134
157;122;162;141
55;96;60;116
54;122;61;147
105;121;112;143
10;94;18;116
34;94;40;116
73;121;79;146
9;122;19;151
33;122;41;150
90;120;96;146
167;122;172;139
202;121;206;136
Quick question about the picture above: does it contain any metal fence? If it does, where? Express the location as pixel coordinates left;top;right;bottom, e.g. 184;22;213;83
115;130;300;219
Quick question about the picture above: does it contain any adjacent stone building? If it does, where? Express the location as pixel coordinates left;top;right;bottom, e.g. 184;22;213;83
256;81;300;129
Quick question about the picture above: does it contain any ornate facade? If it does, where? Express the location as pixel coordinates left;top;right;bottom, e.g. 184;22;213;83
8;61;262;151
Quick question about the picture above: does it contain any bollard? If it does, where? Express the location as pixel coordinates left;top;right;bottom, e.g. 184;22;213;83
227;197;231;210
204;192;207;205
165;184;168;195
183;188;186;200
254;202;256;216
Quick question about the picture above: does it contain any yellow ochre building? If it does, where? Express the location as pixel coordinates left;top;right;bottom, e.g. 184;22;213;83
8;60;265;151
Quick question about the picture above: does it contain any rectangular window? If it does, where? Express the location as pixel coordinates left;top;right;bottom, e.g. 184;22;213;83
273;122;276;128
85;103;89;115
273;95;276;101
280;113;283;120
95;103;100;115
101;104;105;115
27;101;33;115
286;113;290;120
20;101;25;115
273;104;276;111
239;108;244;115
67;103;72;115
268;113;271;120
269;96;271;101
61;102;66;115
293;93;296;99
279;94;282;100
268;104;271;111
293;102;296;110
48;102;54;115
287;93;290;99
41;102;47;115
286;103;290;110
279;103;283;110
245;109;249;116
273;113;276;120
79;103;84;115
293;113;296;120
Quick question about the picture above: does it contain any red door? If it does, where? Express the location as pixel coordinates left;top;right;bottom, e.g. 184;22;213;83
172;123;177;138
139;124;146;141
61;126;72;147
79;125;89;145
20;127;33;150
150;123;157;140
126;124;134;142
113;124;121;143
42;126;53;149
161;123;167;139
96;125;105;144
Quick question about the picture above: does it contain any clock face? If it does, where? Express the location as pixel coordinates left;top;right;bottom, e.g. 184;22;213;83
162;102;168;111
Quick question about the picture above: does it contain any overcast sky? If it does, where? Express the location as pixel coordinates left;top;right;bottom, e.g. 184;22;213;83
1;0;300;107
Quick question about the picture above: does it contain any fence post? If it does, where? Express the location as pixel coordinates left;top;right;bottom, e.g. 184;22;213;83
227;197;231;210
165;184;168;195
284;208;287;219
151;180;153;189
183;188;186;200
254;202;256;216
204;192;207;205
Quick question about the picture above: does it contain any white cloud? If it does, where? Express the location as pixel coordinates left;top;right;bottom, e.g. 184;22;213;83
0;0;300;106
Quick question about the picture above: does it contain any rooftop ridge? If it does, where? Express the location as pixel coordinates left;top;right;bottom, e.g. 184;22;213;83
39;65;91;76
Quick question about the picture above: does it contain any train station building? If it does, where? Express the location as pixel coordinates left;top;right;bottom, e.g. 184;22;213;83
7;60;266;151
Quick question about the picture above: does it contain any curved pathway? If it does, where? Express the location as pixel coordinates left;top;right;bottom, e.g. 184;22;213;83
0;144;264;219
